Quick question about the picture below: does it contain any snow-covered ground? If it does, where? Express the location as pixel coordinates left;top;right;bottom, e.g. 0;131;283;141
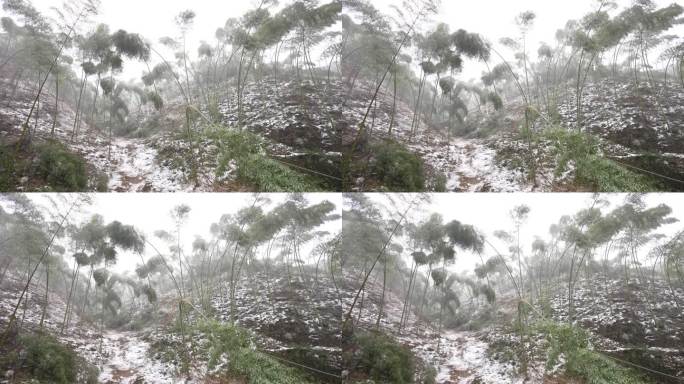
210;270;343;372
556;80;684;154
0;273;193;383
97;331;182;384
105;138;191;192
340;81;541;192
411;138;532;192
435;331;534;384
341;272;537;383
0;86;198;192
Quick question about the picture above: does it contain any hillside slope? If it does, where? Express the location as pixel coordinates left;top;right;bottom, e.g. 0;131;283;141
341;271;684;384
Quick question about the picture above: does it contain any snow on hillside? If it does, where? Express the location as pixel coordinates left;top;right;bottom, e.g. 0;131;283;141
218;78;342;154
0;273;194;383
340;272;540;384
105;137;193;192
341;81;543;192
0;84;195;192
96;331;185;384
550;278;684;378
211;270;343;372
556;80;684;154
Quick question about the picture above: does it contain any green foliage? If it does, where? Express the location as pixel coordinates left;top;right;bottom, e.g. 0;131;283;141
429;172;447;192
479;285;496;304
142;285;158;303
371;140;425;192
536;321;648;384
355;331;415;384
419;365;437;384
230;347;313;384
487;92;503;111
197;321;251;370
197;321;314;384
544;129;658;192
20;333;77;384
147;91;164;111
210;128;322;192
34;140;88;191
211;128;262;163
206;96;221;123
0;146;17;191
106;220;145;252
237;153;321;192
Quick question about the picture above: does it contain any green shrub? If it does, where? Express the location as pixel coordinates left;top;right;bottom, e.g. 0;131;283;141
197;321;251;369
35;141;88;191
237;154;321;192
355;331;415;384
544;129;657;192
0;146;17;191
97;176;109;192
231;346;314;384
371;140;425;192
21;333;77;384
211;128;322;192
429;172;448;192
418;365;437;384
536;321;648;384
206;97;222;123
197;321;314;384
210;128;263;163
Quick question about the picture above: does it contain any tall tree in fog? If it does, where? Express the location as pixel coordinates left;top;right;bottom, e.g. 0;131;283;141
342;193;394;328
4;0;100;149
2;195;88;339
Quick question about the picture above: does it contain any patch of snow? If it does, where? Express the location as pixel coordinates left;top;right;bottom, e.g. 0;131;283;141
105;138;191;192
435;332;530;384
97;331;190;384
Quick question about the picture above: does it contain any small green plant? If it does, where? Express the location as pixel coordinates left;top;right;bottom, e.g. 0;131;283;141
0;146;17;191
536;321;648;384
196;321;314;384
230;346;314;384
429;172;448;192
544;129;657;192
197;321;251;369
209;128;263;162
210;128;322;192
20;333;78;384
35;140;88;191
94;173;110;192
371;140;425;192
237;154;322;192
418;365;437;384
206;96;222;123
354;331;415;384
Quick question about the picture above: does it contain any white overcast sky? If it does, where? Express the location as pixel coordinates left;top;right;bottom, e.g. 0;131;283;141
23;193;342;275
371;193;684;274
13;0;682;82
3;192;682;279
